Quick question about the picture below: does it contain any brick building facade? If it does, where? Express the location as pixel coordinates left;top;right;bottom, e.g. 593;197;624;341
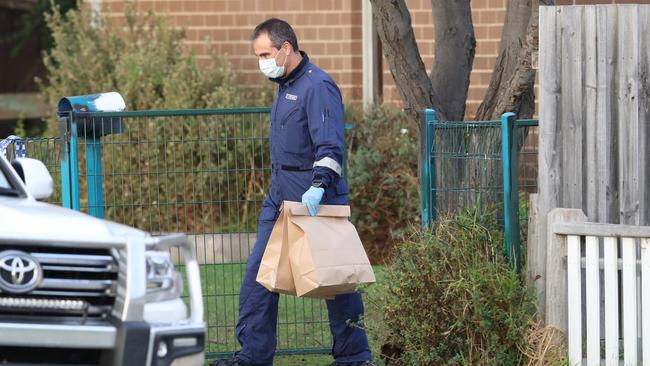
99;0;650;118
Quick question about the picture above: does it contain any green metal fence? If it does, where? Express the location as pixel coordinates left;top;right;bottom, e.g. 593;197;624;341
18;107;334;358
3;137;63;206
419;109;539;271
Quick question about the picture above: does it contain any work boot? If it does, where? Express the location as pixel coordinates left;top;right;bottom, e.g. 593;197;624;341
212;357;251;366
326;361;376;366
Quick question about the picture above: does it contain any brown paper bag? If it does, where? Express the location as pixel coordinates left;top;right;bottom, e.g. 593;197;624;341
256;202;339;299
255;201;302;296
287;202;376;298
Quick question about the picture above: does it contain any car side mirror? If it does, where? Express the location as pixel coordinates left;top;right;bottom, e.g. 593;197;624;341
11;158;53;200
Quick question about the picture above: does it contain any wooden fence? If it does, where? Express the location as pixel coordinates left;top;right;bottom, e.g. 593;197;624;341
534;4;650;321
547;208;650;365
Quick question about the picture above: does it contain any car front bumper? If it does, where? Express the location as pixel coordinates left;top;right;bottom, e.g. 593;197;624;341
0;320;205;366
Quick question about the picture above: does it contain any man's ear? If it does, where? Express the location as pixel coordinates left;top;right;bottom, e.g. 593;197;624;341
284;42;294;55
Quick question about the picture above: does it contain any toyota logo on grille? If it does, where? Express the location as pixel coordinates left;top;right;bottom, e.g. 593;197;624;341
0;250;42;293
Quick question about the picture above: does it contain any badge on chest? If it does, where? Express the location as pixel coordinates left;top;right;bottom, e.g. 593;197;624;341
285;93;298;101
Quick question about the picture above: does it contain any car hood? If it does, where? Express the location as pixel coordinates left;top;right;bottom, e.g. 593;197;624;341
0;195;147;241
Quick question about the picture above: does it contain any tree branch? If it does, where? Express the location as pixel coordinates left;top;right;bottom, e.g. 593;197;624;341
475;0;555;120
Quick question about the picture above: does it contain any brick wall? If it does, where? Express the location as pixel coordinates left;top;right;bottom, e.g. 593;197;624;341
99;0;648;118
101;0;365;103
99;0;505;117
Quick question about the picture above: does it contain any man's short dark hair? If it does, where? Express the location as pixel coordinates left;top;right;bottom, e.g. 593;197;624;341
251;18;299;52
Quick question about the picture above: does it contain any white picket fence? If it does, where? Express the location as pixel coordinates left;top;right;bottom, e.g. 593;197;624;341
546;208;650;366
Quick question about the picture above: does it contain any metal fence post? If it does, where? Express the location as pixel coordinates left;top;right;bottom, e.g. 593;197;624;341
59;114;81;211
59;116;71;208
420;108;436;231
69;118;81;211
501;112;521;272
58;93;126;216
86;136;104;218
428;109;436;223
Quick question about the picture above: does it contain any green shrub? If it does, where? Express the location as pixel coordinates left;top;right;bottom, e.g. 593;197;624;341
346;106;419;263
32;3;275;232
37;2;273;133
368;206;536;365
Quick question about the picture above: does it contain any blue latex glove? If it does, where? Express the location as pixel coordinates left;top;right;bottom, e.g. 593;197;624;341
301;186;325;216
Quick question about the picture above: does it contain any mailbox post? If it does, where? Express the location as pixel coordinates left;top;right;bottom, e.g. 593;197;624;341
57;92;125;218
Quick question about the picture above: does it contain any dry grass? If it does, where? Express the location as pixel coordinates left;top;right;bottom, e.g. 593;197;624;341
521;320;567;366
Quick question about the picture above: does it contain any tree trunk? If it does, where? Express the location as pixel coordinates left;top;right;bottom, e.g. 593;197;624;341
370;0;438;121
429;0;476;121
370;0;476;122
469;0;555;218
425;0;476;211
369;0;552;222
475;0;554;120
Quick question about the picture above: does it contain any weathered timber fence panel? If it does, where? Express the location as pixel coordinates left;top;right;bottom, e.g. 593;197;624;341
536;4;650;319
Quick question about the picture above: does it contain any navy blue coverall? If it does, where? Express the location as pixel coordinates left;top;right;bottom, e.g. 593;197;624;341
234;52;371;365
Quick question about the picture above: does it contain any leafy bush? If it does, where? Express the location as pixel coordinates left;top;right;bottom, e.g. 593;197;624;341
368;207;537;365
35;3;420;241
38;3;273;133
34;3;273;232
346;106;419;263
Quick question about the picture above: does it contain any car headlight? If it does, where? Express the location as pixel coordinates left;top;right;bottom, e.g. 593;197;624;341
146;251;183;303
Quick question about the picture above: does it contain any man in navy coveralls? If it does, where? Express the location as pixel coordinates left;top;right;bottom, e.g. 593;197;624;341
212;18;373;366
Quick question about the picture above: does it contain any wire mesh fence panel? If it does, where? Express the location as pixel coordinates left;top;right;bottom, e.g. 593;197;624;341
431;121;504;218
3;137;63;206
68;109;331;357
515;124;539;246
429;121;539;223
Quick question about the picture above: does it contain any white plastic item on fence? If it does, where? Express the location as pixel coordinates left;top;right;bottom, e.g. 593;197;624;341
0;136;25;158
567;234;582;366
622;237;637;366
604;237;619;366
585;235;600;365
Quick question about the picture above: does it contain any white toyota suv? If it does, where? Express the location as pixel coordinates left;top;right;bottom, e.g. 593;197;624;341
0;152;204;365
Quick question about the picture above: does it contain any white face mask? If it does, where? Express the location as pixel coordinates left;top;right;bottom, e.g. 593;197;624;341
259;47;287;78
